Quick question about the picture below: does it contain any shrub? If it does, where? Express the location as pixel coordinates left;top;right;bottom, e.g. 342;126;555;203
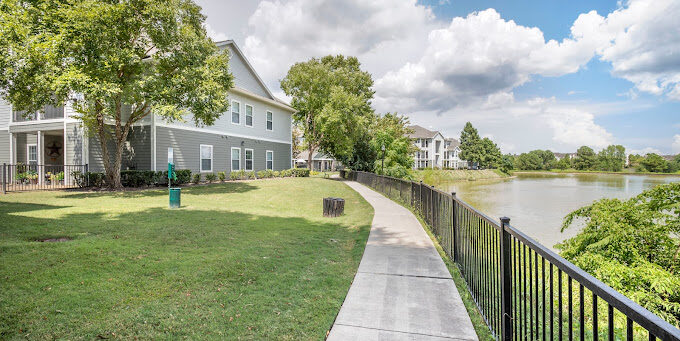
273;171;280;177
120;170;158;187
192;173;202;184
217;171;226;181
257;169;275;178
72;171;105;188
246;171;256;179
205;173;216;182
230;170;246;180
290;168;310;177
281;169;292;177
175;169;192;184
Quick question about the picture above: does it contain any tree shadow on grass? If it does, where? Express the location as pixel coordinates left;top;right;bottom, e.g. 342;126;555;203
55;181;259;199
0;204;372;339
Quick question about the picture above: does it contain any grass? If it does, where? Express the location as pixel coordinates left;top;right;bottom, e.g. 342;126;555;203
414;169;508;185
0;178;373;339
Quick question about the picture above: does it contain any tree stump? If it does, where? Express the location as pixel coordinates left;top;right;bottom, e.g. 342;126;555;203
323;197;345;217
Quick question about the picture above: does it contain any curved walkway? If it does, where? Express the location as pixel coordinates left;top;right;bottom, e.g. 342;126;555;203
328;181;477;340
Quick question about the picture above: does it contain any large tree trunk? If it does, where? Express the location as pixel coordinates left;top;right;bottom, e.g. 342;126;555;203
307;145;316;170
95;102;134;190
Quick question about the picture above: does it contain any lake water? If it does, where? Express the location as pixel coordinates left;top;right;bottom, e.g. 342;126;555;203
434;173;680;249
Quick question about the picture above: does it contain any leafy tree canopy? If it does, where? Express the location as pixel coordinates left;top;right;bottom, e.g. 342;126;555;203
639;153;669;173
371;113;415;178
559;182;680;325
280;55;374;168
573;146;597;170
459;122;483;165
0;0;233;188
598;145;626;172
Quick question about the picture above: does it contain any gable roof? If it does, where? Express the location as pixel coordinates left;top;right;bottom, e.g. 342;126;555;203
295;151;335;161
445;138;460;151
407;125;440;139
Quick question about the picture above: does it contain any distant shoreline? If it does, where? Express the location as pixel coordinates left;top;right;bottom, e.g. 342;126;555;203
512;170;680;177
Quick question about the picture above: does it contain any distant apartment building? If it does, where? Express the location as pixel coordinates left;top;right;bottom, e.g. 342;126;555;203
408;125;467;169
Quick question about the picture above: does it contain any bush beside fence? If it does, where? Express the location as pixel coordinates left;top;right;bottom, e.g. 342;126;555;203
343;170;680;341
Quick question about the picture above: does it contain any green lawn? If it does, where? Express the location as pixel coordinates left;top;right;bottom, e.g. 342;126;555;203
0;178;373;340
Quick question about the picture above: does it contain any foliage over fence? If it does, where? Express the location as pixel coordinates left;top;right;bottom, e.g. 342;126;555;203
559;182;680;326
340;169;680;341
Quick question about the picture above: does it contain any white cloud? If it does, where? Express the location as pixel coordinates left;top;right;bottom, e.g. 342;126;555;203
629;147;662;155
673;135;680;153
588;0;680;100
373;9;602;113
204;23;228;42
406;97;614;153
242;0;437;92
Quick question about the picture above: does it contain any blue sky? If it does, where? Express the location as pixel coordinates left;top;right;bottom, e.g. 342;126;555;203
201;0;680;154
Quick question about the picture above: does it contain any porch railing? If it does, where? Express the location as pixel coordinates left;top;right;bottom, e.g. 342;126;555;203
2;164;88;193
341;170;680;341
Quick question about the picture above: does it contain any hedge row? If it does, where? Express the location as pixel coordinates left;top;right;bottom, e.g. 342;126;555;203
72;168;310;188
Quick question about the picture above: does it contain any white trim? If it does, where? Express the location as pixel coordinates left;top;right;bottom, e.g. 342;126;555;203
230;87;296;113
231;100;241;125
266;111;273;131
151;114;157;171
266;150;273;170
9;118;64;126
27;143;37;164
231;147;241;172
9;132;14;164
155;122;291;145
244;148;254;171
199;144;213;173
244;104;254;128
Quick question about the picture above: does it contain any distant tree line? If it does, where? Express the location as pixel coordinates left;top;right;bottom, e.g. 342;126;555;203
505;145;680;174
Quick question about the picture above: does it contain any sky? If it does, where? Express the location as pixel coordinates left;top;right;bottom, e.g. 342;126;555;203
196;0;680;155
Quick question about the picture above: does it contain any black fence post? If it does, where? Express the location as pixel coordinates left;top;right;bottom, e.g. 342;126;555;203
452;192;457;262
85;164;89;187
500;216;512;341
419;181;423;215
430;185;434;226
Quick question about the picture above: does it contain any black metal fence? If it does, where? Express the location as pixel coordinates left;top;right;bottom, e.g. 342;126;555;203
2;164;88;193
341;170;680;341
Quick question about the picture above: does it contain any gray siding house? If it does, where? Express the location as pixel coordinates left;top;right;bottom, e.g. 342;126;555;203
0;40;295;176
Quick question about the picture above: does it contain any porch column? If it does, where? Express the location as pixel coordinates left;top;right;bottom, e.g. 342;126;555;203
9;132;14;164
37;130;44;184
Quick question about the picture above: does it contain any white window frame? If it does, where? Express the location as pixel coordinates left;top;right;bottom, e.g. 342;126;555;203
266;111;273;131
244;148;254;171
266;150;274;170
27;144;37;164
199;144;213;173
231;100;241;125
245;104;253;128
231;147;241;171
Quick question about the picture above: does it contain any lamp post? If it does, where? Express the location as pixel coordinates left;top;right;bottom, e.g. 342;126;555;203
381;144;386;174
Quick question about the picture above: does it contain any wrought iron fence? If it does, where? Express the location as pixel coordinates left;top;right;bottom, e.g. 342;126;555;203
1;164;88;193
340;170;680;341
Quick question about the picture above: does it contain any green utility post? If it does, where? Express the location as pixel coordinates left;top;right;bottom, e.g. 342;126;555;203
168;162;180;208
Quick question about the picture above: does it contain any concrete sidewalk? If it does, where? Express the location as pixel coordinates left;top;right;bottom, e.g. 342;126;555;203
328;181;477;341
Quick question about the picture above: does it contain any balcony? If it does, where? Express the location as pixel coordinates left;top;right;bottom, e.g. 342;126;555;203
13;105;64;122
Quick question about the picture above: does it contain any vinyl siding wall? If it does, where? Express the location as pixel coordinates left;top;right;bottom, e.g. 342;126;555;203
0;131;9;164
88;125;152;172
155;126;291;174
224;44;270;99
160;91;292;144
65;123;84;165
